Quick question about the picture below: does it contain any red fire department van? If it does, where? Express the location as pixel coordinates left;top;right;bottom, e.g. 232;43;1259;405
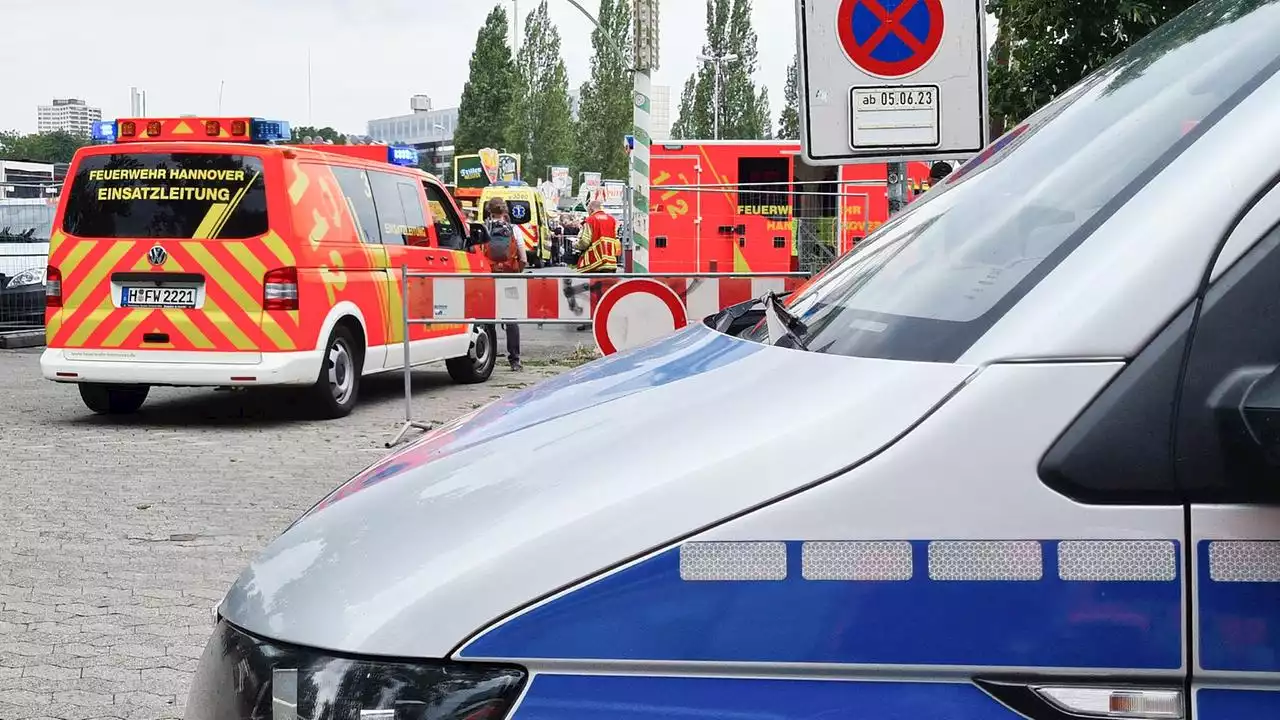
648;141;932;273
41;117;497;418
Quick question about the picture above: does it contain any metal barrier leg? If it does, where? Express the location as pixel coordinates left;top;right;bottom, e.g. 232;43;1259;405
386;264;434;448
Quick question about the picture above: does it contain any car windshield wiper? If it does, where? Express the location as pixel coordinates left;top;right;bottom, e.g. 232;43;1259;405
760;291;810;351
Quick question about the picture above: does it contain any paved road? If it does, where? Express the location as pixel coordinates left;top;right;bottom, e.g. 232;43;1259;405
0;335;582;720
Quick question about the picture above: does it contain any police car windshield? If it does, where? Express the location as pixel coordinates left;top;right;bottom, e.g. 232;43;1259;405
749;0;1280;363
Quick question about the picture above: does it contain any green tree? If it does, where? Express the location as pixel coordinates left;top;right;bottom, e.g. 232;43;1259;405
0;130;92;163
575;0;633;179
289;126;346;144
670;0;771;140
508;0;576;178
455;5;519;156
777;53;800;140
987;0;1198;131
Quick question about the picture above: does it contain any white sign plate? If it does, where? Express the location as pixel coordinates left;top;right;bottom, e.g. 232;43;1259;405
796;0;988;165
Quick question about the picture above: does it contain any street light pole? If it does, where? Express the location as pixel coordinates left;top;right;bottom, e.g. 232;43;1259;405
696;52;738;140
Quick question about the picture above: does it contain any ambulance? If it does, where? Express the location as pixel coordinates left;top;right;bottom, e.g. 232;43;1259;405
193;1;1280;718
41;117;498;418
479;181;554;267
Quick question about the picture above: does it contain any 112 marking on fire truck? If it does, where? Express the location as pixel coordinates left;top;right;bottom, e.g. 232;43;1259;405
795;0;988;164
41;116;498;418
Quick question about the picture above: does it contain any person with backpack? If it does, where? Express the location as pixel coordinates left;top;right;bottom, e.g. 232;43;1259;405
483;197;525;372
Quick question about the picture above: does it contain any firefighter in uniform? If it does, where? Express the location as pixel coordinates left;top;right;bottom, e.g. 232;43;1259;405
576;200;621;273
570;200;623;331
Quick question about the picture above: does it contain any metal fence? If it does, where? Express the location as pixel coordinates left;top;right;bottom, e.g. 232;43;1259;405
640;182;900;276
0;187;57;335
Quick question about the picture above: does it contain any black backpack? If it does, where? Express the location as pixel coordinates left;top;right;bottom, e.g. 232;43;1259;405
486;219;520;268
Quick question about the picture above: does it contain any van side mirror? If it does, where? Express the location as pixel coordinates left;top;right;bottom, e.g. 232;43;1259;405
1242;368;1280;465
468;222;491;248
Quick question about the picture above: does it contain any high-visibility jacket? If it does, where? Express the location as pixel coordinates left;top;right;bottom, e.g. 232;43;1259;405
576;210;620;272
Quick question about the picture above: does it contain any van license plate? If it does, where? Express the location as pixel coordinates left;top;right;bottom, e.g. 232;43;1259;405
122;287;197;308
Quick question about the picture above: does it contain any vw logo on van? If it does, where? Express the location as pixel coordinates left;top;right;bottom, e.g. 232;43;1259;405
147;245;168;267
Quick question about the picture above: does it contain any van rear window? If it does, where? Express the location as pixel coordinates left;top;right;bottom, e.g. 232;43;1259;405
62;153;268;239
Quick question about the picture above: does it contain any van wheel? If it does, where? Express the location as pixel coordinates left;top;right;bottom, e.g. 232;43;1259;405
447;324;497;384
310;326;362;419
79;383;149;415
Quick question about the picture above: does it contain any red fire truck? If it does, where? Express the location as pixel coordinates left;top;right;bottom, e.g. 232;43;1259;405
648;141;932;273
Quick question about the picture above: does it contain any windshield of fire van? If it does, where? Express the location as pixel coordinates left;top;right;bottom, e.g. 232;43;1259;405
747;0;1280;362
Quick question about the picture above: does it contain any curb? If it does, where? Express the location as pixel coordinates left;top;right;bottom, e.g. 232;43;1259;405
0;331;45;350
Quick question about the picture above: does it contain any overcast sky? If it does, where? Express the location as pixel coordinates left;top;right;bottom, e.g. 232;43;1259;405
0;0;994;136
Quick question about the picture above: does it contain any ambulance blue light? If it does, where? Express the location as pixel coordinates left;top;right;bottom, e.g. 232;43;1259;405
251;119;291;143
91;121;117;143
388;145;419;166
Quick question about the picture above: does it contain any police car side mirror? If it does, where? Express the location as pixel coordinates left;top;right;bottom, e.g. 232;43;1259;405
468;222;490;248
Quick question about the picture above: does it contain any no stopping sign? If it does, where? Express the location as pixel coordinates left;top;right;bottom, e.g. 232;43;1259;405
593;279;689;356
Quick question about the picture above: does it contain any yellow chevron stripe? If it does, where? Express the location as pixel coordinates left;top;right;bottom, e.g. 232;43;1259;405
201;295;256;350
101;310;151;348
224;242;267;282
388;270;405;344
49;230;66;256
65;295;117;347
64;242;133;311
58;241;95;277
261;231;296;267
193;203;231;239
162;309;215;349
46;310;64;340
210;171;259;240
184;244;259;313
260;314;294;351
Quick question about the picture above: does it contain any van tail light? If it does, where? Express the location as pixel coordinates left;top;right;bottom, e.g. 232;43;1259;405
263;267;299;311
789;253;800;273
204;120;221;137
46;266;62;308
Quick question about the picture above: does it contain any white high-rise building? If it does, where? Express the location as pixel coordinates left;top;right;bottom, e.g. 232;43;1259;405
37;98;101;135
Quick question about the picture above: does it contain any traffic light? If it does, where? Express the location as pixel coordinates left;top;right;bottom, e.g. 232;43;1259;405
634;0;659;71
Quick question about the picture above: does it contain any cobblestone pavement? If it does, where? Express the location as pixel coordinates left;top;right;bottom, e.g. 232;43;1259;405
0;343;580;720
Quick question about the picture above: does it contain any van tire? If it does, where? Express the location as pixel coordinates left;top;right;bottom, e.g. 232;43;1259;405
447;324;497;384
79;383;149;415
309;326;362;419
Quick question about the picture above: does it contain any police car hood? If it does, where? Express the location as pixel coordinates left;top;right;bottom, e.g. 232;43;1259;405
219;322;976;658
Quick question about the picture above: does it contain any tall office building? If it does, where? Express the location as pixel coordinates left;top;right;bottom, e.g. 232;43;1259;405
36;98;102;135
367;96;460;178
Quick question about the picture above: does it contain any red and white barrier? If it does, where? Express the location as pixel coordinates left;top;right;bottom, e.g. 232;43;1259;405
407;273;808;325
387;270;809;448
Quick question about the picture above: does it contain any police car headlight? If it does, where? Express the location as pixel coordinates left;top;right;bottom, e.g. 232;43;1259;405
5;267;45;289
186;620;526;720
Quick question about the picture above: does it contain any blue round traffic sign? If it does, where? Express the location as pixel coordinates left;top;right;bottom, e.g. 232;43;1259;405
837;0;945;78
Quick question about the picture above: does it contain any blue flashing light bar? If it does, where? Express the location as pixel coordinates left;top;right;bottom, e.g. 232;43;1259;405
388;145;419;167
251;119;291;143
90;120;117;143
495;180;528;187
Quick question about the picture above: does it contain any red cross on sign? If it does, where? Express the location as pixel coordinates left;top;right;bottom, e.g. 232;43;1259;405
837;0;946;79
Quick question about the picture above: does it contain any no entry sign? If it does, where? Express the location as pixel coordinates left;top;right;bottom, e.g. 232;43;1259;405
797;0;987;165
593;279;689;356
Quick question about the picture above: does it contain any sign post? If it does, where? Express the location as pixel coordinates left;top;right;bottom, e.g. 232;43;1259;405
796;0;987;211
